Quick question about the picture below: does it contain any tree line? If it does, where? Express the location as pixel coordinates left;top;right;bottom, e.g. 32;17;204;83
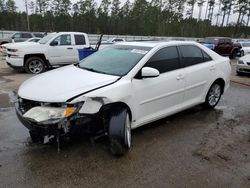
0;0;249;38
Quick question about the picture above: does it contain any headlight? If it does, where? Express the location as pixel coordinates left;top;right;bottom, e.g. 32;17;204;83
237;60;245;64
23;106;76;123
8;48;18;52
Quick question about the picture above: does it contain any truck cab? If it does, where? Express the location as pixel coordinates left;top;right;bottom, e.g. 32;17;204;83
6;32;90;74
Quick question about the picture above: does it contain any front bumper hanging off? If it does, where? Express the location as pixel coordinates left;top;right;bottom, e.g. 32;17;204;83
15;101;105;141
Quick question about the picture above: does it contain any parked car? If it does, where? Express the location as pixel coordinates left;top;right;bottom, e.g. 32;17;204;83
202;37;241;59
233;42;250;57
15;41;231;155
0;32;43;45
236;54;250;75
5;32;90;74
0;37;41;56
105;38;126;43
26;37;42;42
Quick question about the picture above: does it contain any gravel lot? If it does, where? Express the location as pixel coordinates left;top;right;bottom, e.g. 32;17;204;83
0;57;250;188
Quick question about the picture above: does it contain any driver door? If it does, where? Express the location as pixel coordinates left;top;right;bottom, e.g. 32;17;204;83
132;46;185;126
48;34;78;65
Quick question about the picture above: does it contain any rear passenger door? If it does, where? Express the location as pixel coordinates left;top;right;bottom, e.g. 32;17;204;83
72;34;87;62
132;46;185;125
178;45;214;106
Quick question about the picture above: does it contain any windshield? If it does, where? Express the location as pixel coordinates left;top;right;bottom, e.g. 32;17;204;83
79;45;151;76
242;43;250;47
39;34;56;44
202;38;216;44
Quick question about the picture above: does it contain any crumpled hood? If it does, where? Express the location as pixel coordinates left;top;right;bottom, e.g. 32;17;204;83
18;65;119;103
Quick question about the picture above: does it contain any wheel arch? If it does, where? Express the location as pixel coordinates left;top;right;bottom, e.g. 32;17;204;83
0;41;9;45
213;78;225;94
100;101;133;121
24;54;50;67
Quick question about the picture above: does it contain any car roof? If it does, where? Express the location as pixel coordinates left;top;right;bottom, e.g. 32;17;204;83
206;37;231;39
117;41;199;48
57;32;87;35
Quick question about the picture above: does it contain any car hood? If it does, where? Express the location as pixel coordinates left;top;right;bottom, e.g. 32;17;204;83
7;42;41;49
242;47;250;52
18;65;119;103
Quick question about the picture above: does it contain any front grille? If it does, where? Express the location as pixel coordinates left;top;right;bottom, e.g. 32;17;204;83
18;98;41;114
18;98;64;114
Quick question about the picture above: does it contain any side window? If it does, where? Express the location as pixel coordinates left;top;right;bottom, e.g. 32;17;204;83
53;34;71;45
202;51;212;62
179;45;204;67
22;33;32;38
218;39;225;45
144;46;180;74
13;33;21;38
225;39;231;44
74;35;86;45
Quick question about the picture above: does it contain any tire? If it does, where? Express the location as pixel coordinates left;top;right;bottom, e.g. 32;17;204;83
25;57;46;74
108;107;131;156
240;50;244;57
203;82;223;108
229;51;236;59
29;131;43;143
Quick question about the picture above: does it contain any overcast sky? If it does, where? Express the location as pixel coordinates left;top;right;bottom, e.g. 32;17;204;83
15;0;240;25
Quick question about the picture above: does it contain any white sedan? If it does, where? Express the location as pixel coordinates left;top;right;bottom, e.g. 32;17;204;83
237;54;250;75
15;41;231;155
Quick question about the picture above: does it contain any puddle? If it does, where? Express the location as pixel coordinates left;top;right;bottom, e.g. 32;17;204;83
0;91;16;108
0;93;11;108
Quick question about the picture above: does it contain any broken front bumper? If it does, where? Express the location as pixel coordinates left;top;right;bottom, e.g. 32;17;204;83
15;102;104;138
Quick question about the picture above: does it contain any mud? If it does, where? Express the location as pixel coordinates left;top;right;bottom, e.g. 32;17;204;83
0;59;250;187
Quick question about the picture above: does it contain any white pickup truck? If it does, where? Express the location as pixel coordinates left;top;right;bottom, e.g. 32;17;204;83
6;32;90;74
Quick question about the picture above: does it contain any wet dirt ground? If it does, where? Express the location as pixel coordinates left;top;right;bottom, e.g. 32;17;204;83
0;58;250;187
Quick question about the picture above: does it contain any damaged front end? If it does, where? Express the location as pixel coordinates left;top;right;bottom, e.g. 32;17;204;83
15;97;108;150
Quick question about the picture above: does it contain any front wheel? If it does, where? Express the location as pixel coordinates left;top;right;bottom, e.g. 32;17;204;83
108;107;131;156
25;57;46;74
240;50;244;57
203;82;222;108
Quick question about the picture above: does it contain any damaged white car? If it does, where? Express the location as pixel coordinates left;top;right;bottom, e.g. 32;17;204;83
16;41;231;155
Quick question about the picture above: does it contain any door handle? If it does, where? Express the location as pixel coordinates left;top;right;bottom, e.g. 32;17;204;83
176;74;184;80
210;65;216;70
67;47;73;50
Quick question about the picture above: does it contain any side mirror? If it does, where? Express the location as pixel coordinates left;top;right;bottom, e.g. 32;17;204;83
141;67;160;78
11;36;15;39
50;40;58;46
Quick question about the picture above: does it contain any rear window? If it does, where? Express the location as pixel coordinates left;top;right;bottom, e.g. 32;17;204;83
179;45;204;67
22;33;32;38
74;35;86;45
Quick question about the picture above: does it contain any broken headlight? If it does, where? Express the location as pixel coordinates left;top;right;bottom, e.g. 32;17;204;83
23;106;77;123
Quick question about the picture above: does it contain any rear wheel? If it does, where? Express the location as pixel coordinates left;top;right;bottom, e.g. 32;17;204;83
25;57;46;74
204;82;222;108
108;107;131;156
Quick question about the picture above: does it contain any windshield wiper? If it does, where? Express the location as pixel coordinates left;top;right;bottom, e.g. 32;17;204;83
82;67;108;75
